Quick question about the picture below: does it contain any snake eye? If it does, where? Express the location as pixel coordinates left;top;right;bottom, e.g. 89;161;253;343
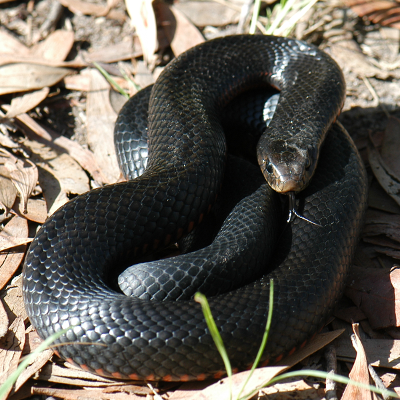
305;157;311;170
265;161;273;174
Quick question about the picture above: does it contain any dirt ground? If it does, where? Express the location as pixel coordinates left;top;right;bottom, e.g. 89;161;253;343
1;0;400;399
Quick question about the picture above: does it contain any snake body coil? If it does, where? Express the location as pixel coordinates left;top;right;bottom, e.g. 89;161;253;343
23;36;367;381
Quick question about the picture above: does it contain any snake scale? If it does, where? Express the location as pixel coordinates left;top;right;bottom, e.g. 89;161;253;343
22;35;368;381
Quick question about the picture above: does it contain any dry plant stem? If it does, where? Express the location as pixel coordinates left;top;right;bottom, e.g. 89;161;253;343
39;0;64;39
325;344;338;400
368;365;390;400
362;76;390;118
237;0;253;33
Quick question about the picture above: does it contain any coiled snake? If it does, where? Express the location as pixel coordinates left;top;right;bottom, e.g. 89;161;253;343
23;35;367;381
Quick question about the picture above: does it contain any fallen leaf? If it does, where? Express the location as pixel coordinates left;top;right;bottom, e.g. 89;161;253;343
0;274;28;325
31;386;146;399
0;318;25;373
365;207;400;234
329;39;400;79
341;324;377;400
346;0;400;30
173;1;241;28
36;363;133;387
0;165;18;212
0;130;19;149
0;30;30;56
0;63;71;95
133;60;155;88
12;346;54;395
0;216;28;291
368;179;400;214
86;69;119;183
23;139;90;214
4;87;50;119
13;197;48;224
0;236;32;252
0;299;8;339
380;117;400;179
182;330;344;400
0;317;25;399
85;37;136;64
368;144;400;207
346;265;400;329
125;0;157;64
154;3;205;57
5;158;38;214
11;110;110;185
30;30;74;61
58;0;126;21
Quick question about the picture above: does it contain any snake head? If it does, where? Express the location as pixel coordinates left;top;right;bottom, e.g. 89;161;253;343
257;139;318;193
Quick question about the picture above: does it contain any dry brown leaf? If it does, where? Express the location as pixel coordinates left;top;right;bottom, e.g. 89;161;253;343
367;179;400;214
154;3;205;57
346;0;400;30
23;139;90;214
31;387;145;399
23;330;46;355
58;0;126;21
5;87;50;119
0;299;8;339
0;53;87;69
13;347;54;395
0;165;18;213
364;209;400;244
63;72;91;91
13;197;48;224
12;111;109;185
0;63;71;95
86;69;119;183
180;330;344;400
30;30;74;61
85;37;136;64
37;363;127;386
341;324;377;400
0;30;30;56
381;117;400;179
328;39;400;79
126;0;157;64
5;158;38;214
0;216;28;291
0;131;19;149
368;144;400;207
259;378;322;398
174;1;241;28
0;317;25;399
346;266;400;330
0;236;32;252
0;274;27;328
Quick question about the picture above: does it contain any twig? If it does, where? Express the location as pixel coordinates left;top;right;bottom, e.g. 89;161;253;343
362;76;390;118
368;365;391;400
325;344;338;400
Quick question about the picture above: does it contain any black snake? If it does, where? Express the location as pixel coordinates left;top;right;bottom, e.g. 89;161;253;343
23;35;368;381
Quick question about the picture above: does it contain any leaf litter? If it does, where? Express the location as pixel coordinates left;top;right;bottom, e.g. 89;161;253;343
0;0;400;399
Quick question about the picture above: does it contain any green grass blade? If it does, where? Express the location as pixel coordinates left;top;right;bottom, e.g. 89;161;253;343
249;0;262;34
194;292;232;400
241;369;399;400
0;327;72;398
93;61;130;99
237;279;274;399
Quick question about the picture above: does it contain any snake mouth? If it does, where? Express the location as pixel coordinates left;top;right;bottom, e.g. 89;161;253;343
262;163;307;193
